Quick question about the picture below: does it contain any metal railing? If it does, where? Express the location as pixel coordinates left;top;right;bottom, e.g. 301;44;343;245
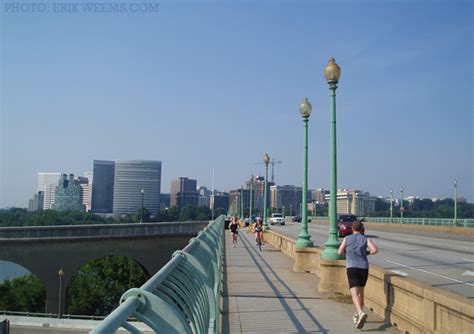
363;217;474;228
312;216;474;228
90;216;224;334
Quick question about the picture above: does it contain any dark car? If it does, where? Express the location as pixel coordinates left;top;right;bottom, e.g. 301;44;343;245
292;216;311;223
337;214;364;237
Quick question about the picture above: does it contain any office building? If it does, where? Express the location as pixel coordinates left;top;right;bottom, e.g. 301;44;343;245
325;189;376;216
229;188;250;214
91;160;115;213
55;174;84;212
312;188;329;204
246;175;274;211
37;172;62;193
170;177;198;208
43;184;57;210
270;185;302;213
159;193;171;210
198;186;212;207
210;191;229;211
113;160;161;215
28;191;44;212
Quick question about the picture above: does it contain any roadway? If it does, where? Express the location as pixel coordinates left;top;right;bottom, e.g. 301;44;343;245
270;221;474;298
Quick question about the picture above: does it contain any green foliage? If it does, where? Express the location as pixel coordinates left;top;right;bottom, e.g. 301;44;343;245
135;208;151;223
0;275;46;312
67;256;148;316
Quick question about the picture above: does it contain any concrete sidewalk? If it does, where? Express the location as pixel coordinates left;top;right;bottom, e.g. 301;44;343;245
221;229;401;334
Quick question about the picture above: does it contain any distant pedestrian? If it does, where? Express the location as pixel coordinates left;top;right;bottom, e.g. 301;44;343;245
337;221;378;329
229;216;240;247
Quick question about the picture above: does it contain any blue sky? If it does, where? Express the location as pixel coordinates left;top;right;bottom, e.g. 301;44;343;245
1;0;472;207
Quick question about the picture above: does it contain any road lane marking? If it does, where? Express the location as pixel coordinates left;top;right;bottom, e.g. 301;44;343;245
462;271;474;276
462;258;474;262
386;260;474;287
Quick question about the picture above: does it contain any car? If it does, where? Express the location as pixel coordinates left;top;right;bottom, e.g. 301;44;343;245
337;214;365;237
270;213;285;225
292;216;312;223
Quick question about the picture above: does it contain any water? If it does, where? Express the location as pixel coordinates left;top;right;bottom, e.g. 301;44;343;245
0;260;30;282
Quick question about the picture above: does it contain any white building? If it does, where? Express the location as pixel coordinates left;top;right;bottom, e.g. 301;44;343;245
325;189;376;216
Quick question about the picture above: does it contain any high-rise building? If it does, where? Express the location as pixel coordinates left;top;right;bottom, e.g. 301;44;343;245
55;174;84;212
325;189;376;216
43;184;57;210
37;172;62;193
91;160;115;213
159;193;170;210
170;177;198;208
270;185;302;212
312;188;329;204
229;188;250;214
28;191;44;212
198;186;212;207
113;160;161;215
210;191;229;211
247;176;274;210
79;174;92;212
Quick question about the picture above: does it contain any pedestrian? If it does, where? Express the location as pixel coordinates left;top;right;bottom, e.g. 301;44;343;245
229;216;240;247
337;220;378;329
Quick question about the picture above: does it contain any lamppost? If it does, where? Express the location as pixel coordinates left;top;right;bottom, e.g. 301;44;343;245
263;153;270;230
400;188;404;224
453;180;458;226
313;201;316;220
140;189;145;223
321;57;343;260
390;189;393;223
290;204;292;217
58;268;64;318
296;97;313;248
240;185;244;220
249;175;254;222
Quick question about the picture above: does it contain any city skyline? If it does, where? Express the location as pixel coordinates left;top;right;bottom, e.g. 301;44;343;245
1;0;472;207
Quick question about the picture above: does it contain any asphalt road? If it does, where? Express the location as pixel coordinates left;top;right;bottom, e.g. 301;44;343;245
270;222;474;298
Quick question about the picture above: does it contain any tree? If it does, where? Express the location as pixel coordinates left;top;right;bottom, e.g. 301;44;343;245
0;275;45;312
67;256;147;316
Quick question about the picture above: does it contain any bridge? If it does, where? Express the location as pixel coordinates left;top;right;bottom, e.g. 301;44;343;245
1;217;473;333
0;221;208;315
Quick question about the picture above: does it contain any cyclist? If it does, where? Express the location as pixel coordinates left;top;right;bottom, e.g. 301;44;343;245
229;216;239;247
253;217;264;246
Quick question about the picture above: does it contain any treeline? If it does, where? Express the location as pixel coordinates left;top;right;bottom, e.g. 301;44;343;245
0;206;228;227
369;198;474;218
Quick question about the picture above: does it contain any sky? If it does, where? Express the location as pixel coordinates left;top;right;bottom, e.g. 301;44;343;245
0;0;472;208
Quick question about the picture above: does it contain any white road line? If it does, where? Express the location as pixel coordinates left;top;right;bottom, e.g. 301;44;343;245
386;260;474;287
462;258;474;262
462;271;474;276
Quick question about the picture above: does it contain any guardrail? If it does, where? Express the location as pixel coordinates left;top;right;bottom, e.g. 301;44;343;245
0;221;208;239
311;216;474;228
90;216;225;334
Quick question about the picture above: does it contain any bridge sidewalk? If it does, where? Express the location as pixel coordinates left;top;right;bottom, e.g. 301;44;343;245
221;229;401;334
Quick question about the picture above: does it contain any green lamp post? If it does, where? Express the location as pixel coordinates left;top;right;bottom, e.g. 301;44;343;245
453;180;458;226
240;185;244;220
390;189;393;223
263;153;270;230
249;175;254;222
321;57;343;260
400;188;404;224
296;97;314;248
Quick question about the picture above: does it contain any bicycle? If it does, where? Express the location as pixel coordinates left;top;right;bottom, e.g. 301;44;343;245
256;233;262;252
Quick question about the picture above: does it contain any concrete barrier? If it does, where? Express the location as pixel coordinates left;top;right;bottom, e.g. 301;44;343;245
263;230;474;334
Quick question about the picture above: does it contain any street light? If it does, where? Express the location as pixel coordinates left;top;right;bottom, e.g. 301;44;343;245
400;188;404;224
453;180;458;226
240;185;244;220
296;97;313;248
321;57;343;260
249;175;254;223
390;189;393;223
140;189;145;223
58;268;64;318
263;153;270;230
